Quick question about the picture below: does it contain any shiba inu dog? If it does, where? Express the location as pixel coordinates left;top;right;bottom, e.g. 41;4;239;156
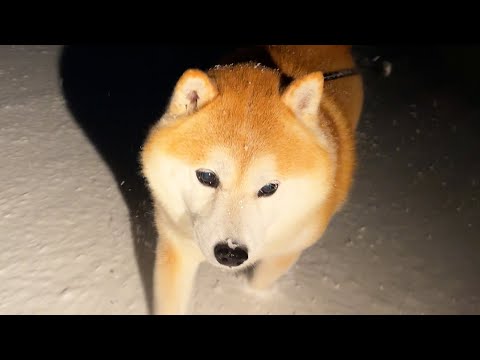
140;45;363;314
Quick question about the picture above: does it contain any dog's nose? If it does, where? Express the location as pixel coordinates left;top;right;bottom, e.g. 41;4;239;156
214;242;248;267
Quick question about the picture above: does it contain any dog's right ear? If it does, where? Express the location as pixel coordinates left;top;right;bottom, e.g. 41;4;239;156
167;69;218;117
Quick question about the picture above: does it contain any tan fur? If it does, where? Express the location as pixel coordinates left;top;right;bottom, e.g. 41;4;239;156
250;251;302;290
154;235;202;314
141;45;363;314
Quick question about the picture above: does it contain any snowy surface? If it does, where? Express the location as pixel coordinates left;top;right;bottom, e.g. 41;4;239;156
0;45;478;314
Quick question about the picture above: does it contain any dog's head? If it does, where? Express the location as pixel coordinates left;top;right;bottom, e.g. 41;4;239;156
141;65;337;270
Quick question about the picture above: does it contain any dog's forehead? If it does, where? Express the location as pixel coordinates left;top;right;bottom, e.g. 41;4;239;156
197;111;329;178
156;106;328;178
203;147;277;187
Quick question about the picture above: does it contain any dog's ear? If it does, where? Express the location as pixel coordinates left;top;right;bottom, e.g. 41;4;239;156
281;71;324;123
167;69;218;117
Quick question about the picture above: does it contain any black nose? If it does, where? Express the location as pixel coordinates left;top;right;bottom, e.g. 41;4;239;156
214;242;248;267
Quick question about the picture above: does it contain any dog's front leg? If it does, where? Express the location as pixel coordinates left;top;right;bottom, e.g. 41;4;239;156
249;251;302;290
153;240;201;315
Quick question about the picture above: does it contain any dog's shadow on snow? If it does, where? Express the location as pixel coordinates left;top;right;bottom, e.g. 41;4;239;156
58;45;236;314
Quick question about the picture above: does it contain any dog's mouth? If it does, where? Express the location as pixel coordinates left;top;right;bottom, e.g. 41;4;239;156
213;263;249;273
207;257;255;273
215;261;255;276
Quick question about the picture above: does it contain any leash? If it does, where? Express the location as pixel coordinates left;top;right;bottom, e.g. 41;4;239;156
280;58;391;88
323;57;392;82
279;66;363;90
322;55;393;81
323;68;360;81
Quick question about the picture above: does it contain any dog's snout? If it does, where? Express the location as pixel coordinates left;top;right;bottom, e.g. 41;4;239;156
214;241;248;267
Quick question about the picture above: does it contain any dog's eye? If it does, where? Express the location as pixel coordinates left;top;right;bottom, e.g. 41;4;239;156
258;182;279;197
196;169;219;188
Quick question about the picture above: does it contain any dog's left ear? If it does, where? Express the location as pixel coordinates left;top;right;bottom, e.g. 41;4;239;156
281;72;324;123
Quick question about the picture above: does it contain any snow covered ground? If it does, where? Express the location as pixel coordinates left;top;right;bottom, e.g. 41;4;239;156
0;45;478;314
